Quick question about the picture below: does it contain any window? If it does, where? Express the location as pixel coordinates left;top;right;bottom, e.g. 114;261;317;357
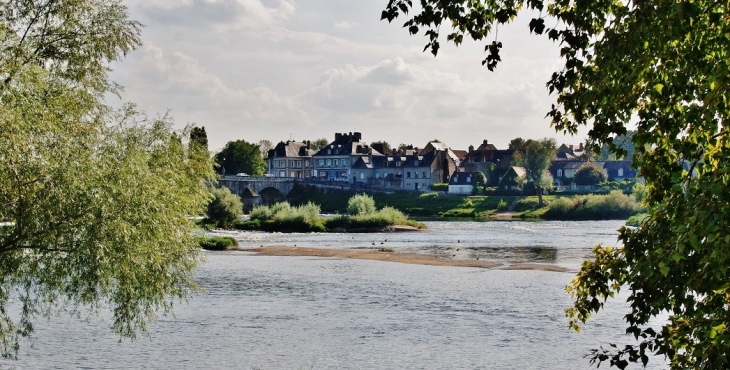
305;160;310;167
557;169;563;177
327;149;331;154
375;172;380;179
326;159;331;167
342;159;348;166
360;172;364;180
467;176;471;183
618;168;624;177
422;171;427;178
279;170;286;177
333;159;339;166
407;172;411;179
318;159;324;166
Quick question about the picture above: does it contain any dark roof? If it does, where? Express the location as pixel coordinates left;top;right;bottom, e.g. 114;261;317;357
449;172;480;185
268;140;314;158
313;132;382;157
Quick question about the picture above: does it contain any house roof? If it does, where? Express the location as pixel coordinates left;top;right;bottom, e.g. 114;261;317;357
449;172;480;185
268;140;314;158
313;132;383;157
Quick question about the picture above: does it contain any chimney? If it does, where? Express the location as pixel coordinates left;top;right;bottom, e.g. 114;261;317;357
306;140;310;149
469;145;474;153
483;139;488;145
335;133;342;141
579;142;584;150
354;132;362;142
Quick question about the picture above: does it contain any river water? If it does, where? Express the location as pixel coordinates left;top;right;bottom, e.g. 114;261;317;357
3;221;667;369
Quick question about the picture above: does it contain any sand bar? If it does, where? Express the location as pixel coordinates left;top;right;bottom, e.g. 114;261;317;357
239;246;571;272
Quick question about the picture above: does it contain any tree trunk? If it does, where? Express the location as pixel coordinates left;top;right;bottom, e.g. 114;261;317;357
537;186;544;207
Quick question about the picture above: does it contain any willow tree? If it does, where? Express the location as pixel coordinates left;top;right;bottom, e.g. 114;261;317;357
513;138;556;206
0;0;214;358
383;0;730;368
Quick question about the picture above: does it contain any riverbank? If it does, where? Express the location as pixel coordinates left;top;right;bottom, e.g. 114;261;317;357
239;246;570;272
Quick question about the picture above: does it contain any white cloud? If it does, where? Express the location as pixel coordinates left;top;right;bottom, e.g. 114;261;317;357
334;20;357;29
130;0;295;31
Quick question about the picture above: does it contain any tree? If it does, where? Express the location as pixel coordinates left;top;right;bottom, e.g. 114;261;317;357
596;131;636;161
508;137;527;151
0;0;214;358
309;138;329;152
573;163;608;186
472;172;487;195
383;0;730;368
190;127;209;154
206;187;243;228
214;140;266;176
513;139;557;207
257;139;273;159
347;194;376;216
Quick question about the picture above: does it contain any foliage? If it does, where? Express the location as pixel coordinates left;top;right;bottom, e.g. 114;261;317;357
574;163;608;186
382;0;730;367
625;213;649;227
257;139;273;159
430;183;448;191
198;236;238;251
0;0;215;359
471;172;487;195
347;194;377;216
631;182;647;204
513;138;557;206
214;140;266;176
543;191;643;220
190;127;209;156
248;202;326;232
596;131;636;161
205;187;243;228
309;138;329;152
508;137;527;151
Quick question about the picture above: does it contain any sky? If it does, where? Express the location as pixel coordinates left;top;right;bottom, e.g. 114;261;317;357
108;0;590;152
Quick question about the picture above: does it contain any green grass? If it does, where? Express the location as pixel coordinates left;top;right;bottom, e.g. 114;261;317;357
542;191;644;220
198;236;238;251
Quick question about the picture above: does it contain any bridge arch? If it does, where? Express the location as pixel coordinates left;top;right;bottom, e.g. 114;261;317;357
258;187;285;205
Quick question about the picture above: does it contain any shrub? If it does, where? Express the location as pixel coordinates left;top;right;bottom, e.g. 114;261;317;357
232;219;261;230
347;194;376;216
543;190;644;220
205;187;243;228
632;182;647;203
249;205;272;221
574;162;608;185
497;198;509;211
198;236;238;250
430;183;448;191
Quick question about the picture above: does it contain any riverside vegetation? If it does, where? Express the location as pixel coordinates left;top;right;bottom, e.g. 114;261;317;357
289;184;646;222
214;194;425;233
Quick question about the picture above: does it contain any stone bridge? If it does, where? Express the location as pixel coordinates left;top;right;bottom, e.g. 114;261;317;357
218;176;401;207
218;176;296;205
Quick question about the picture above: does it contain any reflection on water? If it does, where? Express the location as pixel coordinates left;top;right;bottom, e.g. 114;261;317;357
2;221;668;370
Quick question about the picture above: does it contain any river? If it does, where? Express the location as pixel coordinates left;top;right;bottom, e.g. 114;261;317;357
2;221;667;369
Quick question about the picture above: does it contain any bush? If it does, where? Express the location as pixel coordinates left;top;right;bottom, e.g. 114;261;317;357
347;194;376;216
632;182;647;203
232;219;261;230
430;183;448;191
198;236;238;250
205;187;243;228
574;162;608;185
543;190;644;220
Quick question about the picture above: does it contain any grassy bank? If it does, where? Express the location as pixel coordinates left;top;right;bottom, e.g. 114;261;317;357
289;185;644;221
198;236;238;250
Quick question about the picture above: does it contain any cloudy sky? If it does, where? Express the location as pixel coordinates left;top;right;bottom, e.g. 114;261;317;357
108;0;589;152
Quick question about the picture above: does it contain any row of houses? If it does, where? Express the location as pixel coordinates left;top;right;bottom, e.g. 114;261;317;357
266;132;637;193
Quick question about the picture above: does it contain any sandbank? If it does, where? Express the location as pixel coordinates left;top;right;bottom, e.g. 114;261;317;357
239;246;571;272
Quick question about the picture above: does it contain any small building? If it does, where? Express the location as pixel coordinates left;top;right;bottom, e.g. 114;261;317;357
448;172;480;194
498;166;527;191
